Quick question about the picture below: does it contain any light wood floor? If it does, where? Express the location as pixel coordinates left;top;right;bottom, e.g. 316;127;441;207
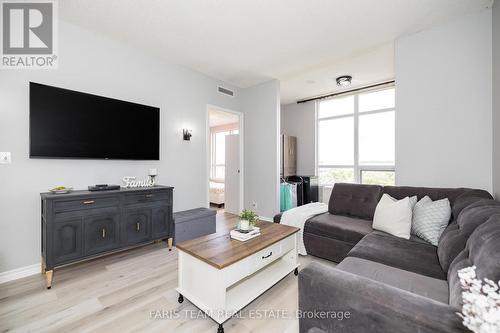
0;212;334;333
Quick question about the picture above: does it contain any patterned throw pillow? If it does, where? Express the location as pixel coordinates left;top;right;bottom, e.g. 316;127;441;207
411;196;451;245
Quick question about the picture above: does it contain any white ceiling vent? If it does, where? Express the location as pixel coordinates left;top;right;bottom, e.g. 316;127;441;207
217;86;234;97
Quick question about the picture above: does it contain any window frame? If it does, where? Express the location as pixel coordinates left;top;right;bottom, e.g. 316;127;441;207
316;86;395;186
210;127;238;180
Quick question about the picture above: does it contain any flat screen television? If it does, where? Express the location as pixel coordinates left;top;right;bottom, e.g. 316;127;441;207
30;82;160;160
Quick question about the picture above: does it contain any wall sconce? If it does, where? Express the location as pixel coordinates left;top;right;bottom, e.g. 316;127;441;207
183;129;192;141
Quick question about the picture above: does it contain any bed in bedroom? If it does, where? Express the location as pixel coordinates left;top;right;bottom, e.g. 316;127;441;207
209;180;225;207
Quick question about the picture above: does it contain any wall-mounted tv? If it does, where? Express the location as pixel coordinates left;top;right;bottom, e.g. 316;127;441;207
30;82;160;160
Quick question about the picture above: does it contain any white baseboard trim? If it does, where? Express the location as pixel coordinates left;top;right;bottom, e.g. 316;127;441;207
0;263;41;284
259;216;273;222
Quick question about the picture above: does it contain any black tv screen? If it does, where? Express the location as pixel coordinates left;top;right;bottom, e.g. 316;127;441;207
30;82;160;160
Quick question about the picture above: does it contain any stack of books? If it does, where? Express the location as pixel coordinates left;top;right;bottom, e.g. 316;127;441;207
230;227;261;241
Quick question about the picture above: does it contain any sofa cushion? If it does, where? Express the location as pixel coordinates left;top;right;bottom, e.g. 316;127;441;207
451;191;494;220
328;183;383;220
447;215;500;308
437;199;500;272
337;257;449;303
383;186;481;207
347;231;446;280
303;232;354;263
304;212;373;244
384;187;491;221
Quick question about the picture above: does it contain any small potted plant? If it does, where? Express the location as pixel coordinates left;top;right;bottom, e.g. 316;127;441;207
238;209;259;232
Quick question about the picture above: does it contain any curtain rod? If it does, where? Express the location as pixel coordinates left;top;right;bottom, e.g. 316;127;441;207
296;80;395;104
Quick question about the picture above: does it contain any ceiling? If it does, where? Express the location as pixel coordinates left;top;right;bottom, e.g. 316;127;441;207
208;108;239;127
59;0;493;104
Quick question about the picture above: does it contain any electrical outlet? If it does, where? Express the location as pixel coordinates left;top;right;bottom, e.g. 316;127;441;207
0;152;11;164
252;202;257;208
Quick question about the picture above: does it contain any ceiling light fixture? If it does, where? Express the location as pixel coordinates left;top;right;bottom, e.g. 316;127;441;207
336;75;352;87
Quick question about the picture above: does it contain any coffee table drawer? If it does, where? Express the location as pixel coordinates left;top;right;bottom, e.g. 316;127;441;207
250;242;282;273
280;234;295;254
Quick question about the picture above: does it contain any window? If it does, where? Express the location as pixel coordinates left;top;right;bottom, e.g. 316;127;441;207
210;128;238;180
317;87;395;186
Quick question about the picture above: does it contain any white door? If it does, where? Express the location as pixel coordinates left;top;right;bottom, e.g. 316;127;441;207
225;134;240;214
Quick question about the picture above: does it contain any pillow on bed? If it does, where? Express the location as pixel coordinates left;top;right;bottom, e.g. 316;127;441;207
209;181;225;193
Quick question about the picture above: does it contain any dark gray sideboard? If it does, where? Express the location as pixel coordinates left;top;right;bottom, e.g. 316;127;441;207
41;186;173;289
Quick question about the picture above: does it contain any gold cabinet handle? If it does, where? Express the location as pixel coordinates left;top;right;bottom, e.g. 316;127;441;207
83;200;95;205
136;222;140;231
102;228;106;238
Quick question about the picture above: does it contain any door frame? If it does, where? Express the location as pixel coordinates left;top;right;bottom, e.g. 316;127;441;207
206;104;244;213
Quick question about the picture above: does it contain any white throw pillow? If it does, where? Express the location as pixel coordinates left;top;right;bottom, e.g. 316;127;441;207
372;194;414;239
411;196;451;246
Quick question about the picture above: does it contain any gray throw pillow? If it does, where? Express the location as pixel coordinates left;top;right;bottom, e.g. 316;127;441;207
411;196;451;245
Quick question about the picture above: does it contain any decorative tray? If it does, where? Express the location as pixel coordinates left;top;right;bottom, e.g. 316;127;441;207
49;187;74;194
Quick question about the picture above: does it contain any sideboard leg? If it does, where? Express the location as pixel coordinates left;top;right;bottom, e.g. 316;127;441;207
41;256;46;274
168;238;173;251
45;270;53;289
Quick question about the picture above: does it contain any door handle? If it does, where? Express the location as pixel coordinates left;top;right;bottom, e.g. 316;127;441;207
262;251;273;259
102;228;106;238
136;222;140;231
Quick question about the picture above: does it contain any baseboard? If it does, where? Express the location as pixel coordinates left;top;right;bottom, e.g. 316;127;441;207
0;263;41;284
259;216;273;222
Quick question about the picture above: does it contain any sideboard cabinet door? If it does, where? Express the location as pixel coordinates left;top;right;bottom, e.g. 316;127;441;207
151;205;171;239
122;209;152;245
84;213;120;256
52;218;83;265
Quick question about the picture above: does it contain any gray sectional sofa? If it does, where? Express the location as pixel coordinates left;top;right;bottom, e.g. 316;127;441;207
275;183;500;333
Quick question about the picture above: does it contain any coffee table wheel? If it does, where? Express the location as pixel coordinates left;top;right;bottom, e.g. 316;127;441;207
178;294;184;303
294;268;299;276
217;324;224;333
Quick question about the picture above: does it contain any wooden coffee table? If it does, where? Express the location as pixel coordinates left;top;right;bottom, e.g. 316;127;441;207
176;220;300;333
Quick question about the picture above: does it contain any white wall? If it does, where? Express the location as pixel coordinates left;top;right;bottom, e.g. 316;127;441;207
241;80;281;219
493;1;500;199
395;10;493;191
281;102;316;175
0;21;279;274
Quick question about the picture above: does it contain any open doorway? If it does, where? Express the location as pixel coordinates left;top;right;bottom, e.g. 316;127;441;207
207;105;243;215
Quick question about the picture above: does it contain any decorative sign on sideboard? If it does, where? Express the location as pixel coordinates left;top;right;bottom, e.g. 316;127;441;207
122;176;155;188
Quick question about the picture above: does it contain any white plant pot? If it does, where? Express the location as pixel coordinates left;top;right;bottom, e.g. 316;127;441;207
239;219;250;231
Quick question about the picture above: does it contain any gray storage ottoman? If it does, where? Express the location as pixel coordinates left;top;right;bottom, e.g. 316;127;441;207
173;207;217;244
